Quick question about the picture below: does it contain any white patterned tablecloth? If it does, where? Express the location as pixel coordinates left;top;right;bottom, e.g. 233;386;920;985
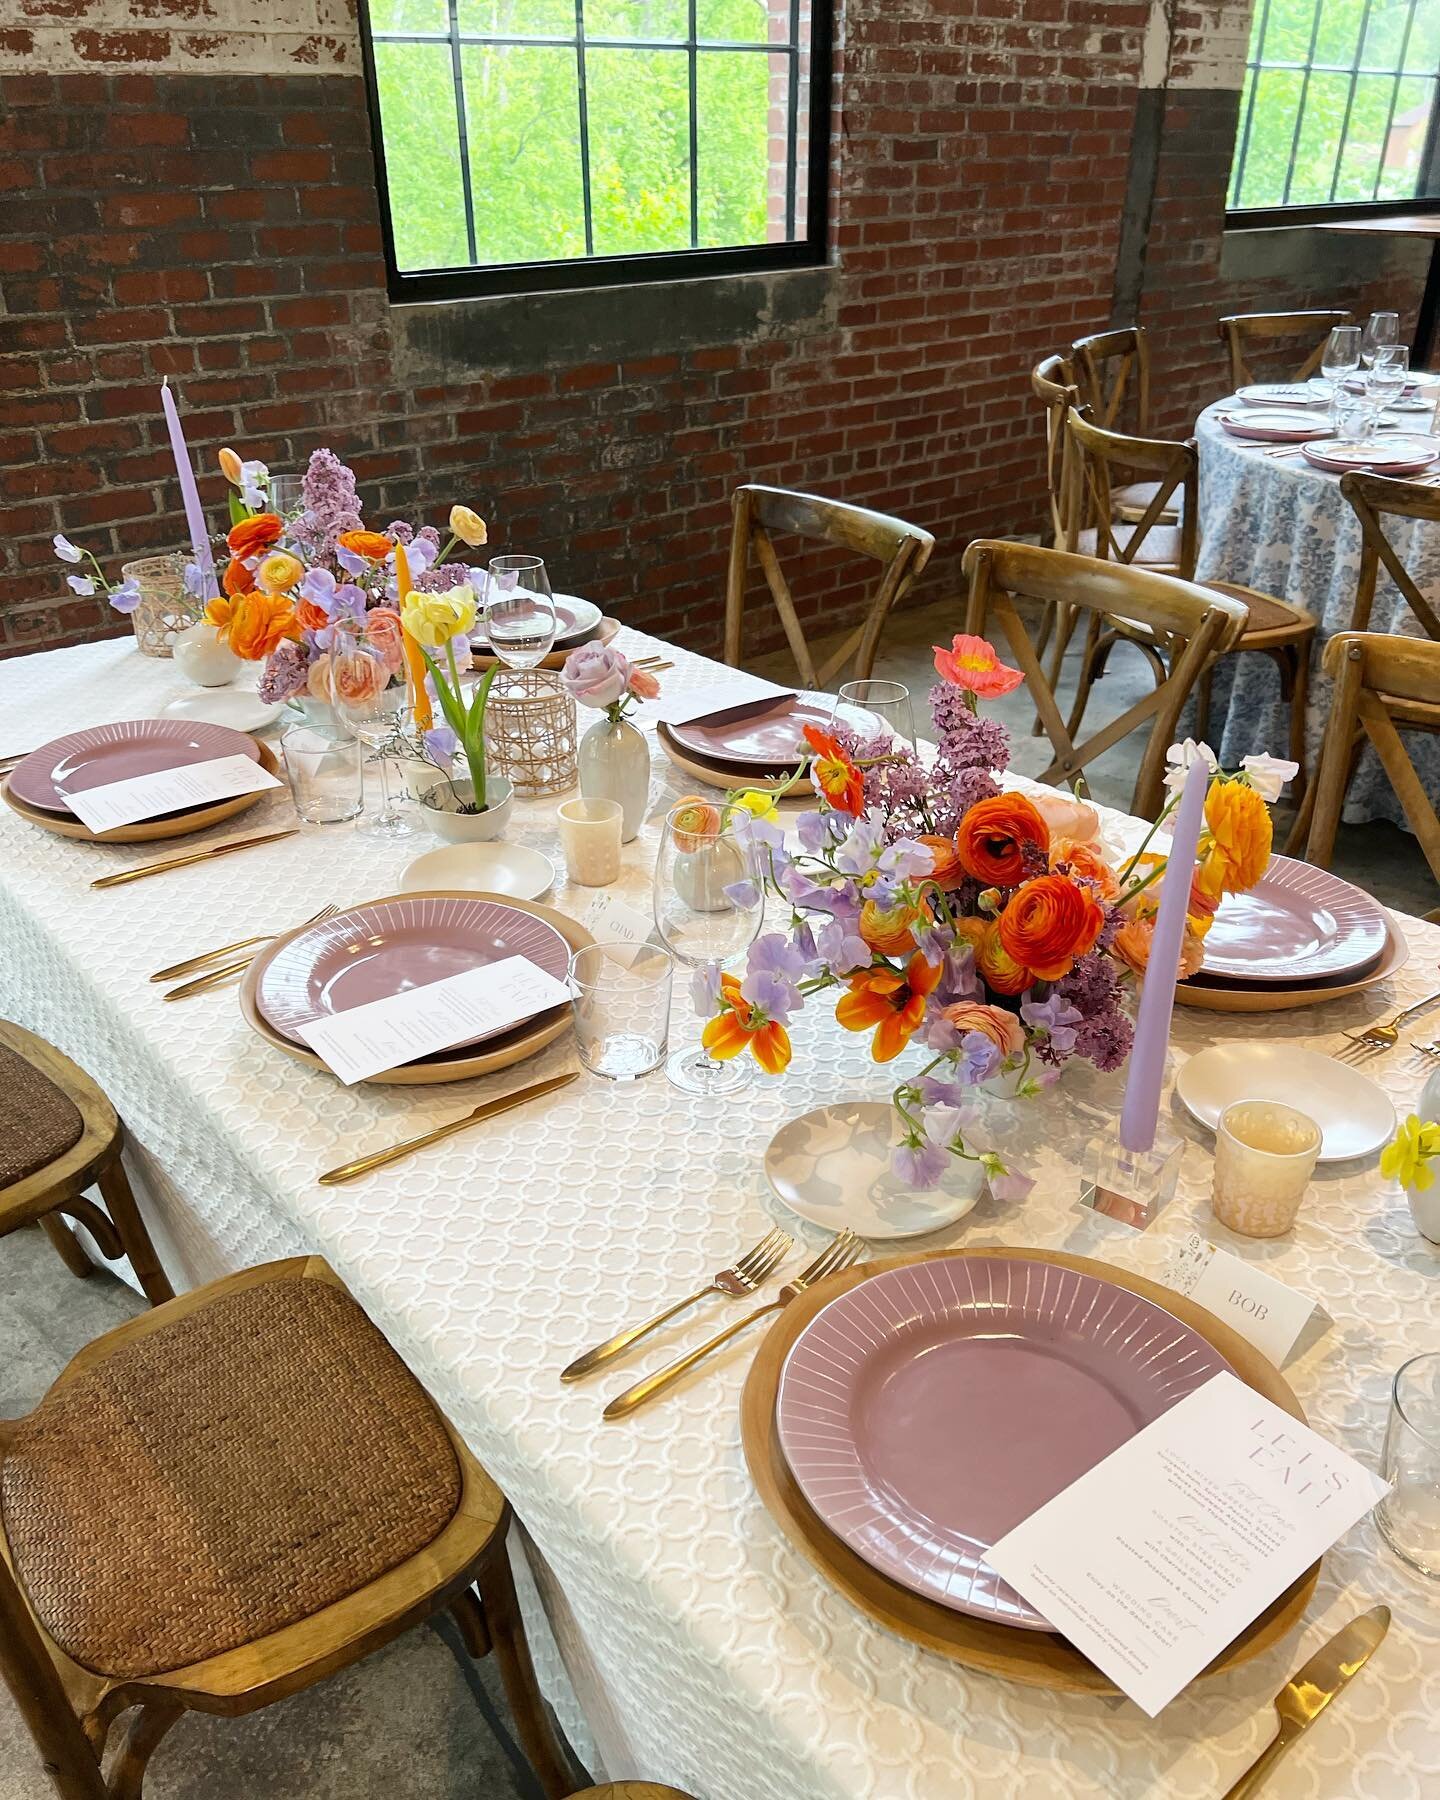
1193;399;1440;832
0;633;1438;1800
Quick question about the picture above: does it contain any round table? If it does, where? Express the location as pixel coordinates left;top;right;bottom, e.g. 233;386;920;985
1193;400;1440;829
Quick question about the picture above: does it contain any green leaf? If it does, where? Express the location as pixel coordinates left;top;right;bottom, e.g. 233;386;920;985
227;493;249;528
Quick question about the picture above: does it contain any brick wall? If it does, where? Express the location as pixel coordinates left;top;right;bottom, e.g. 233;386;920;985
0;0;1427;660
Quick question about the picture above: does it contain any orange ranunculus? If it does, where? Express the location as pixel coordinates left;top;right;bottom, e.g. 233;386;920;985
1049;836;1119;900
859;898;921;957
954;792;1050;887
941;1001;1026;1059
207;590;301;661
295;598;329;632
702;974;791;1074
997;873;1106;983
670;795;722;853
1197;780;1272;899
226;512;283;560
834;951;942;1062
1125;852;1221;937
1113;915;1205;981
337;529;394;562
973;922;1032;995
222;556;255;597
802;725;865;816
918;833;966;890
933;632;1024;698
362;605;406;674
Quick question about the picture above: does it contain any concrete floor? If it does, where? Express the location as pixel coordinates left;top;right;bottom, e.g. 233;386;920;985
753;594;1438;917
0;1225;548;1800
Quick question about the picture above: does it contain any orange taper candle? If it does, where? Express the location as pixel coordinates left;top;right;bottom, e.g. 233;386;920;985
394;540;432;731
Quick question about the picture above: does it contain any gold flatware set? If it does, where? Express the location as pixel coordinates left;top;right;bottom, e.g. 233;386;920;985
90;826;299;889
1338;987;1440;1059
152;902;340;1000
317;1071;579;1184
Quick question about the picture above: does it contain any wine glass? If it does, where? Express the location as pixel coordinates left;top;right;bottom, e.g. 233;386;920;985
653;802;764;1095
1365;344;1409;437
1320;324;1362;414
831;678;915;751
329;638;417;839
1360;311;1399;369
483;555;557;669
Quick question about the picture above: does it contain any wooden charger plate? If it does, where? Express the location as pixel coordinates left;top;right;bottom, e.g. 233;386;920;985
0;739;281;844
741;1245;1319;1696
469;614;619;672
656;723;807;795
238;888;593;1085
1176;911;1410;1013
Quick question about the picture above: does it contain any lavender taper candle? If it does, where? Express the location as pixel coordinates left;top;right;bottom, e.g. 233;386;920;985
159;379;217;601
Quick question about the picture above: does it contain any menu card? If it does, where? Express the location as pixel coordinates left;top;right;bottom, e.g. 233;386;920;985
634;672;794;729
985;1372;1388;1716
1161;1231;1320;1367
296;956;571;1085
62;754;280;834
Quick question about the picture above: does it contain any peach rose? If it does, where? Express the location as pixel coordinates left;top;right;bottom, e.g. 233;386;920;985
627;665;660;701
332;647;389;708
1029;789;1101;844
362;606;406;674
954;792;1050;887
306;653;334;702
941;1001;1025;1059
996;873;1106;982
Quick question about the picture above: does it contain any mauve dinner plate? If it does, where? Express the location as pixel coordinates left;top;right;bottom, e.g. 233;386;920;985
1301;435;1440;476
777;1256;1231;1629
666;691;832;767
1201;855;1389;983
256;894;572;1054
9;719;260;816
1217;407;1331;443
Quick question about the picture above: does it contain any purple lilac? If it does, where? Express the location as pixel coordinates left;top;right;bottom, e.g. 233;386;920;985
297;448;363;560
257;637;312;703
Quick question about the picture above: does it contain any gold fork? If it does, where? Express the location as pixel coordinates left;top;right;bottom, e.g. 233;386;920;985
150;903;338;983
602;1230;865;1420
1339;988;1440;1058
562;1226;793;1381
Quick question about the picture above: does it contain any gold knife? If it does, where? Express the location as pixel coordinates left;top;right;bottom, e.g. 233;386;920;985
1220;1604;1390;1798
162;953;257;1001
90;828;299;889
316;1071;578;1185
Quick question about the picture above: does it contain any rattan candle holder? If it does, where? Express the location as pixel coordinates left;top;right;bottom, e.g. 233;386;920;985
484;670;578;798
121;553;195;658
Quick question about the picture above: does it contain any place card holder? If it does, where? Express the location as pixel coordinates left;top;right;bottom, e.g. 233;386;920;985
1077;1133;1183;1231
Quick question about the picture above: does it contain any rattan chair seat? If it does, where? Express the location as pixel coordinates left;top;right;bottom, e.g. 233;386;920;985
1200;582;1313;636
0;1042;84;1191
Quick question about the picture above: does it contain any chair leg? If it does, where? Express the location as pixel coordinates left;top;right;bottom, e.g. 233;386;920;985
449;1586;491;1658
95;1155;174;1307
476;1537;575;1800
1285;641;1310;806
1033;603;1078;735
105;1702;181;1800
38;1212;95;1281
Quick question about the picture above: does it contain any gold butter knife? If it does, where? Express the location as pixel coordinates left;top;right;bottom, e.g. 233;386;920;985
91;828;299;889
316;1071;578;1185
1220;1604;1390;1798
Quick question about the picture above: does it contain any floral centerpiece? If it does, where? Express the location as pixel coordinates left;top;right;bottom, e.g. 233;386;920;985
696;633;1293;1190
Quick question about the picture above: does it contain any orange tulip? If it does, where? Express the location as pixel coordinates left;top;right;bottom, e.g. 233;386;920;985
996;873;1105;983
337;529;394;562
802;725;865;816
954;792;1050;887
226;512;282;559
701;974;792;1074
834;951;942;1062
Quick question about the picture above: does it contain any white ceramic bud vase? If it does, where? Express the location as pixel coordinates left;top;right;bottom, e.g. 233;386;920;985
1407;1065;1440;1244
171;622;241;687
577;715;649;842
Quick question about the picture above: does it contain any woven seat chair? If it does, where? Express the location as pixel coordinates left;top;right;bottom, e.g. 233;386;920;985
723;483;935;690
574;1788;699;1798
0;1257;576;1800
1218;310;1353;388
0;1021;172;1307
1070;324;1182;525
962;540;1248;818
1062;409;1316;792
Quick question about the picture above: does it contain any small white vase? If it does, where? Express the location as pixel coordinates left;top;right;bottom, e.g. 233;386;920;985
419;776;513;842
577;715;649;842
172;623;241;687
673;839;748;912
1406;1066;1440;1244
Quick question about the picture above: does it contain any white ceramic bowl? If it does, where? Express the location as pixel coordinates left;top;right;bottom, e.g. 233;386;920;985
1175;1043;1395;1163
398;839;555;900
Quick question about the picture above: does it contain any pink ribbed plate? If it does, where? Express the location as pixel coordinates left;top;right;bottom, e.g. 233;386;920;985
9;718;259;815
776;1256;1230;1629
1201;855;1389;982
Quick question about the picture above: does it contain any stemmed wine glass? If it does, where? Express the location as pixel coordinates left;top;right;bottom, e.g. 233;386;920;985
831;678;915;751
330;637;417;839
1320;324;1362;419
1365;344;1410;438
483;555;558;669
653;802;764;1095
1360;311;1399;369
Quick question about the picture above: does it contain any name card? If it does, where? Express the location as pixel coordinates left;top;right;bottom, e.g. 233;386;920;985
1162;1231;1319;1367
582;893;658;967
297;956;571;1086
635;674;794;728
985;1372;1388;1716
63;753;281;834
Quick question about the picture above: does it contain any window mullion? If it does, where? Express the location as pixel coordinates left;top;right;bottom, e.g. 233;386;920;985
446;0;478;264
1329;0;1375;202
575;0;595;258
785;0;800;239
688;0;700;251
1280;0;1328;206
1229;0;1271;208
1371;0;1421;200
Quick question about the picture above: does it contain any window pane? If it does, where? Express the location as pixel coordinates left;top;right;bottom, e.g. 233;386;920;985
462;44;587;262
374;42;471;270
1378;75;1437;197
587;46;691;254
1234;69;1304;206
1334;73;1399;199
696;50;777;248
1228;68;1256;206
1286;72;1353;201
586;0;688;41
1256;0;1318;66
370;0;447;31
1312;0;1365;67
1359;0;1412;71
1406;0;1440;73
456;0;575;36
697;0;771;44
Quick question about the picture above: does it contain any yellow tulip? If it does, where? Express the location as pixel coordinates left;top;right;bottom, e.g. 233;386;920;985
256;550;304;595
400;586;478;649
449;505;488;547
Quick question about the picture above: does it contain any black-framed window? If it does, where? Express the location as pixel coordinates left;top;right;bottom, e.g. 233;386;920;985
1227;0;1440;224
358;0;831;301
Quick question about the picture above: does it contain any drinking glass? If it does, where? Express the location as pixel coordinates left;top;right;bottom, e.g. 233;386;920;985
1360;311;1400;368
267;474;304;518
557;795;623;886
569;943;674;1081
1365;344;1409;434
280;725;362;825
1377;1352;1440;1579
330;641;417;839
1210;1099;1321;1238
652;801;763;1095
483;556;557;669
1332;387;1372;445
1320;324;1362;409
832;679;916;750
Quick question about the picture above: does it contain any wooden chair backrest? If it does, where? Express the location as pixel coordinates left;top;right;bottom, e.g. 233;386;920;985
1031;355;1079;546
1063;408;1199;574
1218;310;1353;387
0;1542;107;1799
1338;470;1440;641
723;484;935;690
961;540;1248;817
1071;326;1152;434
1308;632;1440;885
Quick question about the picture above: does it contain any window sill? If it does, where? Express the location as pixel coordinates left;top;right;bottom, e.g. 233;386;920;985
1225;200;1440;232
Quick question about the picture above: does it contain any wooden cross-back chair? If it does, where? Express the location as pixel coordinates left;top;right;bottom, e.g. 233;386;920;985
1301;632;1440;886
1218;310;1353;388
0;1257;578;1800
961;540;1249;818
723;484;935;690
1071;325;1181;526
1030;353;1079;549
1062;409;1316;788
1339;470;1440;641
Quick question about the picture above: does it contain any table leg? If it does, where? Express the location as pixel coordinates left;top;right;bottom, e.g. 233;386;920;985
1413;237;1440;371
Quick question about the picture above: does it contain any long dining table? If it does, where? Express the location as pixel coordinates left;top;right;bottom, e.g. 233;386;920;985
0;625;1437;1800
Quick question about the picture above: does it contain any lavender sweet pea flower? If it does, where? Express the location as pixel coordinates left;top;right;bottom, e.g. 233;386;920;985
690;960;722;1017
741;968;800;1024
182;561;205;599
53;534;83;564
955;1031;1001;1086
747;932;810;982
423;725;459;766
832;812;887;877
66;574;96;596
795;808;844;853
107;576;141;615
892;1138;950;1189
724;878;761;909
789;918;823;978
336;544;369;577
1020;992;1083;1056
815;914;871;974
298;566;337;608
987;1163;1035;1203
